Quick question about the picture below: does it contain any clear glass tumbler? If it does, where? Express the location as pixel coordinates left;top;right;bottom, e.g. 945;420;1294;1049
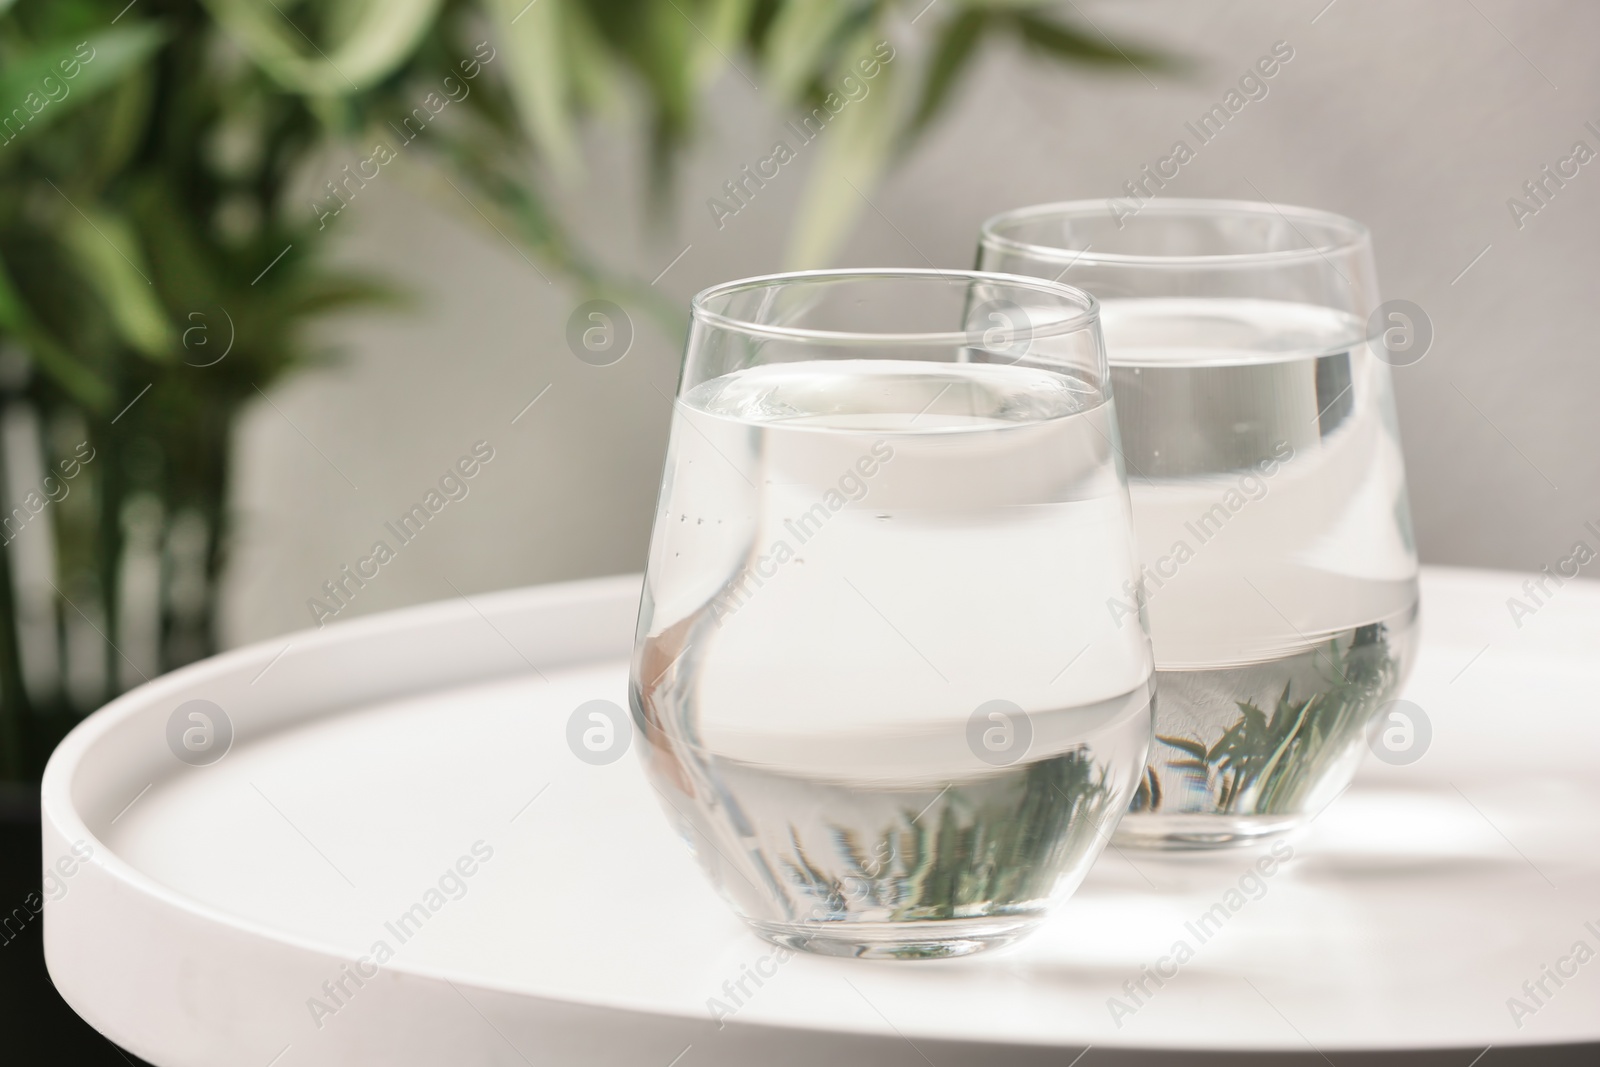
630;269;1155;958
978;201;1420;850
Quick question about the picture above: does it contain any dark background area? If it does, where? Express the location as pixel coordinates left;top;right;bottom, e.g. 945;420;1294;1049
0;798;147;1065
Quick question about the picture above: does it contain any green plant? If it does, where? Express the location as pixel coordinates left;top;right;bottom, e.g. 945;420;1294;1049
781;747;1113;933
0;0;1179;782
0;1;398;781
1133;624;1399;815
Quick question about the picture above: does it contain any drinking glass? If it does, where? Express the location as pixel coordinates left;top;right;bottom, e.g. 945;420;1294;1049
630;269;1154;958
978;201;1420;849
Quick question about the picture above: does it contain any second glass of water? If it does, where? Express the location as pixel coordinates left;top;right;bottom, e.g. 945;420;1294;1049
979;201;1420;849
631;269;1154;958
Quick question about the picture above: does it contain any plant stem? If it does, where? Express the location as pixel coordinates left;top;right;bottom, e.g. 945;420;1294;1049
0;527;28;782
197;414;230;665
0;401;29;779
93;404;125;708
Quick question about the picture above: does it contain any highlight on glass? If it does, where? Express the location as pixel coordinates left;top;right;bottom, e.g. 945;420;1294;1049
630;268;1155;958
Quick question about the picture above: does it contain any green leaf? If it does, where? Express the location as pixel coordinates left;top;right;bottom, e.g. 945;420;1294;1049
488;0;580;176
783;31;902;270
281;273;406;318
693;0;757;87
0;25;166;150
762;0;858;103
0;251;111;410
304;0;443;87
86;65;155;185
60;205;173;360
904;8;988;145
1008;11;1183;73
639;0;697;171
562;3;625;115
198;0;442;96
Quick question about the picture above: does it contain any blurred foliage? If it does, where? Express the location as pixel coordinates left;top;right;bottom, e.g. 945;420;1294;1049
0;0;1178;781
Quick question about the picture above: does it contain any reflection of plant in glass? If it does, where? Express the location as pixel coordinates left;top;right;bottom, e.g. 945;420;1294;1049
782;748;1112;928
1131;625;1398;816
0;0;1180;782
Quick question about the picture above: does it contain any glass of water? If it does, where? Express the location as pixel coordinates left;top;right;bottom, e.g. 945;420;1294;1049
978;201;1420;849
631;269;1154;958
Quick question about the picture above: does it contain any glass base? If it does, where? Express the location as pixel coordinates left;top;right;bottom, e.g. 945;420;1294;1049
748;916;1040;960
1111;812;1302;850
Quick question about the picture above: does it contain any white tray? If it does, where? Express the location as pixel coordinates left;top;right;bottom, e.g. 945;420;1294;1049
42;568;1600;1065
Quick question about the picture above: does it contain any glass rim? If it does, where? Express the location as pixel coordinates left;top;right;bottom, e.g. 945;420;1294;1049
689;268;1100;345
978;198;1371;269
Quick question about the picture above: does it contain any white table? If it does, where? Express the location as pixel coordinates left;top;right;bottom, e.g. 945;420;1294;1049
41;568;1600;1065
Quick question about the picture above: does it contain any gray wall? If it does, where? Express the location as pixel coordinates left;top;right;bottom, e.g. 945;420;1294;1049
221;0;1600;645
